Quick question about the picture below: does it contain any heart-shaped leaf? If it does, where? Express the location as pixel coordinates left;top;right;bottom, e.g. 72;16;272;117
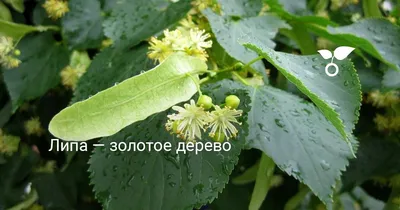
333;46;355;60
318;50;333;59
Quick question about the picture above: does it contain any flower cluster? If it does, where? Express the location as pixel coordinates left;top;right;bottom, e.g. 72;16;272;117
165;95;243;142
374;114;400;132
0;36;21;69
24;117;44;136
148;27;212;63
367;90;399;133
60;51;91;90
190;0;220;14
0;129;20;156
367;90;399;108
43;0;69;20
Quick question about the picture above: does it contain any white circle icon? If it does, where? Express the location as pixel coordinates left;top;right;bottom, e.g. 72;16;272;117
325;63;339;77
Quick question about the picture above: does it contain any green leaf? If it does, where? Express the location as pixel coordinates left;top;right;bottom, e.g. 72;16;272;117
0;101;12;128
49;53;207;141
0;146;39;208
72;45;154;103
89;115;245;210
362;0;382;17
243;40;361;150
4;0;24;13
208;81;354;207
103;0;191;48
327;19;400;71
89;88;248;210
383;68;400;89
232;161;259;185
0;2;12;21
61;0;104;50
3;33;69;109
33;152;92;209
0;19;59;40
384;187;400;210
247;85;353;207
249;154;275;210
353;57;382;92
202;9;290;75
268;3;400;72
266;0;308;16
217;0;262;17
342;136;400;190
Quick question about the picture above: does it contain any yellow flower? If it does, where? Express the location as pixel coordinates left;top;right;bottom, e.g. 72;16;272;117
374;114;400;132
147;28;212;63
207;106;242;141
43;0;69;20
101;39;113;49
61;51;90;89
60;66;80;89
184;48;208;61
192;0;213;11
24;117;44;136
0;130;20;156
0;56;21;69
178;16;197;32
368;90;399;108
188;29;212;50
166;100;210;141
0;36;21;69
0;36;13;55
148;37;174;63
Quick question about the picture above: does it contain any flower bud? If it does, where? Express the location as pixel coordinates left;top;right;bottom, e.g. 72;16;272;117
225;95;240;109
14;49;20;56
197;95;213;110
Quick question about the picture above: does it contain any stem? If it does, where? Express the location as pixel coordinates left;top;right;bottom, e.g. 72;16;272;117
8;190;38;210
284;185;310;210
248;154;275;210
199;77;210;84
232;72;250;86
214;66;236;73
276;72;287;90
363;0;382;17
242;56;264;71
384;187;400;210
186;73;202;95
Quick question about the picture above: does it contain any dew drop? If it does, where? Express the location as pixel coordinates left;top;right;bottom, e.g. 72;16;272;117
187;173;193;181
373;36;383;43
320;160;331;171
193;184;204;195
290;110;300;116
274;119;284;128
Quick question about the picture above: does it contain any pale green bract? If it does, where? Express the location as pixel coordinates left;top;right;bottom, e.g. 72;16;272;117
49;54;207;141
